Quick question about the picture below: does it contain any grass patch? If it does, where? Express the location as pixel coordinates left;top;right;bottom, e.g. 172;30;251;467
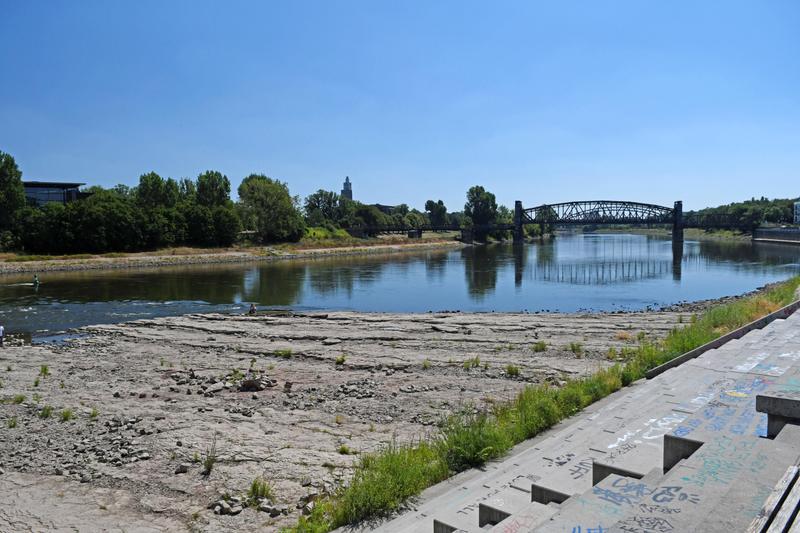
462;356;481;370
39;365;50;377
247;477;273;504
60;408;74;422
532;341;547;352
33;377;40;387
568;342;583;355
287;275;800;532
40;405;53;418
7;416;17;428
615;331;633;341
422;359;431;370
335;354;346;366
274;349;293;359
90;407;99;420
338;444;354;455
505;364;520;377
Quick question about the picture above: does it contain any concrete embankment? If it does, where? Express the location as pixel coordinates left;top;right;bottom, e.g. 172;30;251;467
0;309;685;531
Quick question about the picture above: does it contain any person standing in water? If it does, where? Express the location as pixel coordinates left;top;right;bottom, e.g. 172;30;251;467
0;323;5;348
33;274;40;287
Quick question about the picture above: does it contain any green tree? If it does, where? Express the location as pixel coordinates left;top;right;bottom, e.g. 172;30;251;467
238;174;305;243
196;170;231;207
212;205;241;247
464;186;498;227
425;199;448;226
304;189;340;225
0;151;26;231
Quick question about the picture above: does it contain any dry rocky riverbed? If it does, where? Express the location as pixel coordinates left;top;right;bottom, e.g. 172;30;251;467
0;309;696;531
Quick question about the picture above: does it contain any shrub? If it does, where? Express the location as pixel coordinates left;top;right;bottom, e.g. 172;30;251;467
505;364;520;377
532;341;547;352
422;359;431;370
335;354;346;366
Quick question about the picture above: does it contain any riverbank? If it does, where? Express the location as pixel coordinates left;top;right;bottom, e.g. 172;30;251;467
0;307;692;531
583;227;752;241
0;236;464;275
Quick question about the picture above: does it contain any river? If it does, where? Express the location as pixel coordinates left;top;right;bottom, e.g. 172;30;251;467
1;233;799;338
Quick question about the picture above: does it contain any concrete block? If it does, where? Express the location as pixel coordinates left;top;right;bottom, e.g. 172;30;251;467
757;393;800;438
663;434;703;472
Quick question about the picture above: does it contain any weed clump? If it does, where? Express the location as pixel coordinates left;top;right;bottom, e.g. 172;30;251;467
462;356;481;369
201;436;218;476
335;354;346;366
568;342;583;355
505;364;520;377
532;341;547;352
60;408;74;422
40;405;53;418
248;477;273;504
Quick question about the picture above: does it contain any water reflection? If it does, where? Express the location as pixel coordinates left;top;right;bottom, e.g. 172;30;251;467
1;234;798;335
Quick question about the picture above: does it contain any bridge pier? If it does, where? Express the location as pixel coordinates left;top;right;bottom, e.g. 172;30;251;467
672;200;683;243
513;201;524;243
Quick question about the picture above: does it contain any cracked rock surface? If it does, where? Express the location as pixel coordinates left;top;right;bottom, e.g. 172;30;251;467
0;309;690;531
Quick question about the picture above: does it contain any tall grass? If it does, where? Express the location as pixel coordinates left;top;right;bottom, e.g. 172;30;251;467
287;276;800;532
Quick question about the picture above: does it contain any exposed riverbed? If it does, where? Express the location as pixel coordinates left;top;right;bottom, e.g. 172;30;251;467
0;308;695;531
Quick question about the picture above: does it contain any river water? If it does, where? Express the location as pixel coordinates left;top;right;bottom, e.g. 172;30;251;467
1;233;799;338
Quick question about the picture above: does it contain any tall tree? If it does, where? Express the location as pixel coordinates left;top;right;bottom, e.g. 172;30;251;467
304;189;340;224
464;186;498;226
196;170;231;207
0;151;26;231
425;199;448;226
238;174;305;243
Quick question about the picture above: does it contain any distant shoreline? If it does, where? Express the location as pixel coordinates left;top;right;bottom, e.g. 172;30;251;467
0;239;466;275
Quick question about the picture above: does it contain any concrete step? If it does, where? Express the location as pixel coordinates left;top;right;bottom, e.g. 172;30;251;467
477;487;532;528
487;501;559;532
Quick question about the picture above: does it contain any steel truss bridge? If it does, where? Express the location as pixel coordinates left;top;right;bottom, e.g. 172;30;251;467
351;200;749;242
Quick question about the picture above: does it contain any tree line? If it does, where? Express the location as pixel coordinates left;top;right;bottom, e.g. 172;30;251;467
0;150;529;254
686;197;798;229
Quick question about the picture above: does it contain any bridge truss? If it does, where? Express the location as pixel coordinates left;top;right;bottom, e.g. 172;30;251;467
522;201;675;226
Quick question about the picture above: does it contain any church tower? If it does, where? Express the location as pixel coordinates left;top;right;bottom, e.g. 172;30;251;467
341;176;353;201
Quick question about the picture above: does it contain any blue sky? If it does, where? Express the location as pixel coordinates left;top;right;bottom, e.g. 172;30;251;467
1;1;798;212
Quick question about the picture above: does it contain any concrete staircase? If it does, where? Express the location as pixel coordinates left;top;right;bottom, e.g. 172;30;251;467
373;311;800;532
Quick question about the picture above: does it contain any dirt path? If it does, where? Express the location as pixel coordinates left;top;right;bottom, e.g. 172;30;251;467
0;309;692;531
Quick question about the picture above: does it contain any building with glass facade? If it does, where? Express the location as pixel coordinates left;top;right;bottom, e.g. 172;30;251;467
23;181;85;206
